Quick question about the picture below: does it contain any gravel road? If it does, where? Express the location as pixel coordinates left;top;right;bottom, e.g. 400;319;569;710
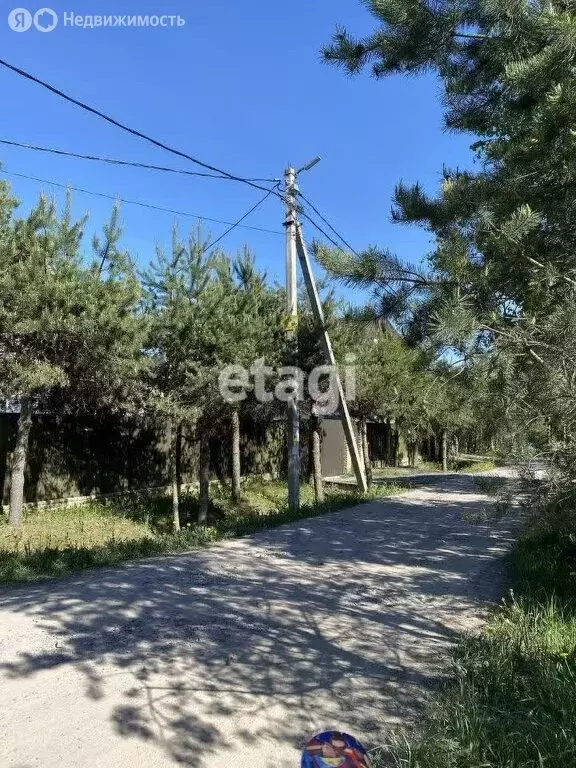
0;473;521;768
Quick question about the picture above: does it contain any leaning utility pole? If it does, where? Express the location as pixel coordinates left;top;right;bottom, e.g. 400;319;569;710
283;161;368;505
295;222;367;493
284;166;300;513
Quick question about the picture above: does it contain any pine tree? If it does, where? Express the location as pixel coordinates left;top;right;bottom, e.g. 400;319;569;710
144;228;284;524
214;247;284;503
321;0;576;465
143;225;219;528
321;0;576;318
0;190;144;526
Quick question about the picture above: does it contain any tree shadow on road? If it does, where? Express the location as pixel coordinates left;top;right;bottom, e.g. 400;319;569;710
0;476;521;768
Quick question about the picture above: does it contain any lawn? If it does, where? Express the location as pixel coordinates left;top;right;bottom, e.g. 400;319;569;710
356;457;499;482
453;458;497;473
0;479;399;585
371;463;442;479
372;488;576;768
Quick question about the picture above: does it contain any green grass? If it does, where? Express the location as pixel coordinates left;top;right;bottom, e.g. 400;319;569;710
370;459;498;479
416;461;444;473
372;490;576;768
0;479;399;585
372;463;443;478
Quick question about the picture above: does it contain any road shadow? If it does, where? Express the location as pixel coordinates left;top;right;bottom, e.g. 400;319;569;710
0;475;521;767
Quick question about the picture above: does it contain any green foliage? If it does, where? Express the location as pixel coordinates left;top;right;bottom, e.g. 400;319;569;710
354;330;429;428
142;225;222;424
380;601;576;767
321;0;576;460
511;490;576;601
473;475;506;495
143;229;285;427
0;192;144;409
0;186;147;524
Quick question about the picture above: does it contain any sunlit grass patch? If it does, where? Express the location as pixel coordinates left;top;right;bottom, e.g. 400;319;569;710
0;503;153;553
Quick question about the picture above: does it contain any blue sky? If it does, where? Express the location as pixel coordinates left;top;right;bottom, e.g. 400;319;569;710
0;0;474;299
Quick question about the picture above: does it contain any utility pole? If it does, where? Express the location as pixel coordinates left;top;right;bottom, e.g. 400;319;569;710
283;158;367;504
295;223;368;493
285;166;300;512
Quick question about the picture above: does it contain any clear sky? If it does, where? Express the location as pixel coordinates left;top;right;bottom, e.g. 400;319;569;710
0;0;475;297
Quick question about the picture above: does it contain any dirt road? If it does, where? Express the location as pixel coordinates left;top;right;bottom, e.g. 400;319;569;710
0;474;521;768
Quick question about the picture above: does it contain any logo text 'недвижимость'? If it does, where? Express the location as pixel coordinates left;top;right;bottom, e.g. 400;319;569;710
8;9;185;31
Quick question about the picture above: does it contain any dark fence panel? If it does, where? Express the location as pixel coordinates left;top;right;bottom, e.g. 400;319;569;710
0;413;289;504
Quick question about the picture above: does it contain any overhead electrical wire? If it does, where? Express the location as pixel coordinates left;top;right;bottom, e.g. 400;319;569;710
297;190;357;254
296;190;398;298
0;58;283;200
295;193;369;257
293;197;351;252
0;169;283;237
299;191;429;293
0;60;383;261
204;182;281;253
0;60;394;267
0;136;342;252
0;138;280;183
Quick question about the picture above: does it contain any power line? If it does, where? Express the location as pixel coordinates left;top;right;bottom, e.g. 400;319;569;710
297;189;397;298
297;190;357;253
0;59;401;288
204;182;281;253
0;169;283;236
0;58;283;200
296;205;400;301
296;206;349;252
292;188;362;254
0;138;280;183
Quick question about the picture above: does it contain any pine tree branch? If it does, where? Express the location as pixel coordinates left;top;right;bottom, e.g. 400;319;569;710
454;32;493;41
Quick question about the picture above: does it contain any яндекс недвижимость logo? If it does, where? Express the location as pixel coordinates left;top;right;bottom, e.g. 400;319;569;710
7;9;186;30
8;7;58;31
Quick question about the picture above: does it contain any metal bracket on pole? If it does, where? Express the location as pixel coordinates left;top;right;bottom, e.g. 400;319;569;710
295;222;368;494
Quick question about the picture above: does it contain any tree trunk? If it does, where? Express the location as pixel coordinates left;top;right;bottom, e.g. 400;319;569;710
167;419;181;532
307;420;315;485
441;428;448;472
231;407;242;503
9;395;33;527
198;432;210;523
360;418;373;488
384;421;392;466
311;414;324;504
176;422;183;489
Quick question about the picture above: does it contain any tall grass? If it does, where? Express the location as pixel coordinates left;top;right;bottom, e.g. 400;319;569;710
373;490;576;768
